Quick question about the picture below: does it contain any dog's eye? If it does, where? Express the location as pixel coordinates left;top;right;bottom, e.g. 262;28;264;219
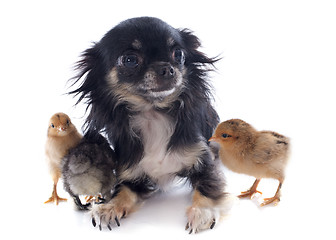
122;55;139;68
172;48;185;64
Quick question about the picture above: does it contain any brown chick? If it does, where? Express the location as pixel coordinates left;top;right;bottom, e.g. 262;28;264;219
44;113;82;205
209;119;290;206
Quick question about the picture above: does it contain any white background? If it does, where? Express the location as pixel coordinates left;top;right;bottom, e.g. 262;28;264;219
1;0;335;239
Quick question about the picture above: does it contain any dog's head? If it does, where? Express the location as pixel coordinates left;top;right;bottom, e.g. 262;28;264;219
106;17;188;105
71;17;218;109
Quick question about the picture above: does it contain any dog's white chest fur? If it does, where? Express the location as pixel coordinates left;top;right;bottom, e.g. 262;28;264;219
128;109;199;186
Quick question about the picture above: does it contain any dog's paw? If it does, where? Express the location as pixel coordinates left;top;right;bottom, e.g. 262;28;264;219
185;205;219;234
185;190;235;234
90;186;138;230
91;201;124;230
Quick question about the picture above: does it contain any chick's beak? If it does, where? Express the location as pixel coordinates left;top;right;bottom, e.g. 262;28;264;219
209;136;219;142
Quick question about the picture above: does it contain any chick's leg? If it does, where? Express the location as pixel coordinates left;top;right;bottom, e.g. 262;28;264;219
44;180;67;205
260;182;282;206
238;179;262;199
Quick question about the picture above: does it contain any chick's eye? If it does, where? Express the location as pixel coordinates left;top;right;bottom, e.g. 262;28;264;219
66;120;69;125
122;54;139;68
172;48;185;64
222;133;232;138
51;123;55;128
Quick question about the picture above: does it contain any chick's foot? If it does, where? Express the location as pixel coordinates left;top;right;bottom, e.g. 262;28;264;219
85;194;104;203
260;196;280;206
85;195;94;203
44;191;67;205
238;179;262;199
260;183;282;206
238;189;262;199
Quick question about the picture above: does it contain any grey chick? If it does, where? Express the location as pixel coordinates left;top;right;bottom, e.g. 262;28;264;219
62;131;117;210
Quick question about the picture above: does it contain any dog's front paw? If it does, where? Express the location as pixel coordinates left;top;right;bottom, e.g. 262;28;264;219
91;201;125;230
90;186;138;230
185;190;234;234
185;205;218;234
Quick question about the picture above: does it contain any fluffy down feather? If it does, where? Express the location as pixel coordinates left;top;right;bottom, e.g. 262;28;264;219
62;131;117;210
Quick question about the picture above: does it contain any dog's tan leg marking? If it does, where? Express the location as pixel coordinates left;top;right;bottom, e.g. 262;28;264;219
191;190;217;208
112;185;139;218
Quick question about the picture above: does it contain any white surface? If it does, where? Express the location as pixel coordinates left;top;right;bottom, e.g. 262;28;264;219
1;0;335;239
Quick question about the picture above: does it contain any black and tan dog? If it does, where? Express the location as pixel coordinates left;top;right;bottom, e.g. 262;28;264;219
70;17;229;233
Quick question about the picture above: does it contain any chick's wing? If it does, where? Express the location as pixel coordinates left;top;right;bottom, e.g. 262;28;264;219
251;131;289;164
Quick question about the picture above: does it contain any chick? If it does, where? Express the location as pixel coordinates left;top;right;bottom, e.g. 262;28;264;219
210;119;290;206
62;131;117;210
45;113;82;205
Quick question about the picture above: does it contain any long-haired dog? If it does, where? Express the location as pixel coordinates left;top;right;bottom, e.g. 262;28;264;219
70;17;228;233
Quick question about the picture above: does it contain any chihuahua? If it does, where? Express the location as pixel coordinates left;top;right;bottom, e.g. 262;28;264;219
70;17;228;233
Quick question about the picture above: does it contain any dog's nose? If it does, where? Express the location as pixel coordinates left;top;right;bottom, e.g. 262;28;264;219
155;64;175;79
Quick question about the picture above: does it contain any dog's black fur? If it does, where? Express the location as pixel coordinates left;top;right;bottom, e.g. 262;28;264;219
69;17;227;232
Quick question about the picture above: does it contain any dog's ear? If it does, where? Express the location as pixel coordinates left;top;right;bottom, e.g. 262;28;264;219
179;29;220;67
68;43;106;104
